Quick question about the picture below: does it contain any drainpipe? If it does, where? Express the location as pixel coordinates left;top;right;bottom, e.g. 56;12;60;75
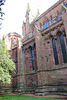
21;45;26;93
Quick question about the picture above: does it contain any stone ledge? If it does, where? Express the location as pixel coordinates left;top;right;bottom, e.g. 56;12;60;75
37;83;67;87
25;64;67;75
12;73;22;78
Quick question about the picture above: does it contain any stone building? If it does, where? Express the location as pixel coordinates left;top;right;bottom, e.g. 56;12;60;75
1;0;67;96
3;32;23;92
22;0;67;95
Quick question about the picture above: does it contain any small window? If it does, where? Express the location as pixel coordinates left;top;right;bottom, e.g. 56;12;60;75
40;26;42;30
14;38;16;44
43;24;45;29
32;32;34;37
58;15;61;20
46;23;47;28
52;38;59;65
43;21;45;29
51;19;53;24
48;21;50;26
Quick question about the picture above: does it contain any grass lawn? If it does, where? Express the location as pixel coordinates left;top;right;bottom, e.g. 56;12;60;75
0;95;65;100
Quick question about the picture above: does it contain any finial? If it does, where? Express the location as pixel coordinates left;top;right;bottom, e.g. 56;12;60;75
27;3;31;14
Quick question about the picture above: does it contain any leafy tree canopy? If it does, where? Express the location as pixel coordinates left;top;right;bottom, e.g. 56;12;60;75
0;0;6;27
0;40;15;84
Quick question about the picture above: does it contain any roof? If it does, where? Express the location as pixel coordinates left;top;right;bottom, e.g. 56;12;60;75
4;32;22;39
7;32;21;37
31;0;64;24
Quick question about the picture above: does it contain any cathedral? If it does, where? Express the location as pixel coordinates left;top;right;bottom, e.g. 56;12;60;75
1;0;67;95
22;0;67;95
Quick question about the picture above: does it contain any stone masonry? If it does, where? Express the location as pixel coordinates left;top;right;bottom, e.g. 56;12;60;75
1;0;67;96
22;0;67;95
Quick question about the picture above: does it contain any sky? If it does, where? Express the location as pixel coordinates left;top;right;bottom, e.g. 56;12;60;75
0;0;59;39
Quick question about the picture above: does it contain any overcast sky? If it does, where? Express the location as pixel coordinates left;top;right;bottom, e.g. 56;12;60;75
0;0;59;38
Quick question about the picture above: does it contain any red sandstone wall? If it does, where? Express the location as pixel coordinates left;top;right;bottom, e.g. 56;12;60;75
22;0;67;92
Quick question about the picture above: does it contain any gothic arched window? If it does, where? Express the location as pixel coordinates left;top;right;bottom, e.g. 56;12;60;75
52;38;59;65
59;34;67;63
30;47;34;70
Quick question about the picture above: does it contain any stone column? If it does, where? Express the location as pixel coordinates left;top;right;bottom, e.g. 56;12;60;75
17;38;23;90
35;26;48;85
35;30;44;69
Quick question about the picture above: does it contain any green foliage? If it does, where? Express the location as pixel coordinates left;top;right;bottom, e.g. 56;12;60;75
0;40;15;84
0;0;6;27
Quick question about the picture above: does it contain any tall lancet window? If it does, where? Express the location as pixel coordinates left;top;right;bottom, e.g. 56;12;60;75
52;38;59;65
30;47;34;70
59;34;67;63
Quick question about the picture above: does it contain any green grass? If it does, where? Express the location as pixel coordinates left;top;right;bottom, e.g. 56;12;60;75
0;95;65;100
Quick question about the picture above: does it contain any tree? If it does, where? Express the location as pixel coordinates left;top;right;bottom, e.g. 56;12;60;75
0;40;15;84
0;0;6;27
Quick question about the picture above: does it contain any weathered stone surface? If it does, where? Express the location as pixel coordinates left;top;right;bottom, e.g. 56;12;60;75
22;0;67;95
2;0;67;96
